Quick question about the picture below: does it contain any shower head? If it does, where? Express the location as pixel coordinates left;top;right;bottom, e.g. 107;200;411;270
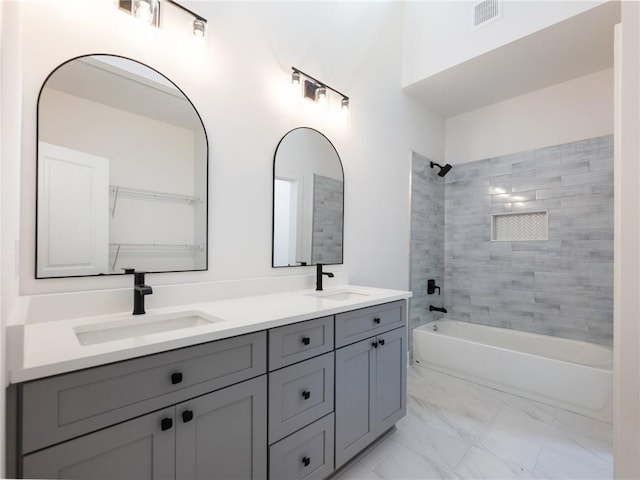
430;161;453;177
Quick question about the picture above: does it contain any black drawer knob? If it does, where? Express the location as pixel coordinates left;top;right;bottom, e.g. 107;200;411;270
301;336;311;346
302;390;311;400
182;410;194;423
372;341;378;349
379;338;385;346
171;372;183;385
302;456;311;467
161;417;173;431
373;317;381;324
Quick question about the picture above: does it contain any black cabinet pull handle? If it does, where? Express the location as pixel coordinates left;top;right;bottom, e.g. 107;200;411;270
302;390;311;400
372;341;378;349
373;317;381;324
161;417;173;431
301;336;311;346
182;410;194;423
171;372;183;385
302;456;311;467
379;338;385;346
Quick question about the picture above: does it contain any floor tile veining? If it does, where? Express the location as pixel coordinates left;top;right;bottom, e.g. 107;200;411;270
337;366;613;480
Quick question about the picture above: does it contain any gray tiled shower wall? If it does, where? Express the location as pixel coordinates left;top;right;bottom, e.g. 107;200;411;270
444;135;613;345
409;152;446;358
311;174;344;265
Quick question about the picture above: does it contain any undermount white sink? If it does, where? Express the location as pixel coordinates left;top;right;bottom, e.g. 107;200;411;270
307;290;371;301
74;311;223;345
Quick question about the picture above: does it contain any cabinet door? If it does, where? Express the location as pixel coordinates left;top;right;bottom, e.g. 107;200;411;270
334;338;376;469
374;327;407;436
22;407;175;480
176;376;267;480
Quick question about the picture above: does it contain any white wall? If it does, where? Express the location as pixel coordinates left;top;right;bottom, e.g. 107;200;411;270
7;0;445;297
402;0;609;87
445;68;614;164
1;1;23;473
614;2;640;477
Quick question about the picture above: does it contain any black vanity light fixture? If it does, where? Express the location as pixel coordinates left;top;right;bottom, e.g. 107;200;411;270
291;67;349;112
119;0;208;37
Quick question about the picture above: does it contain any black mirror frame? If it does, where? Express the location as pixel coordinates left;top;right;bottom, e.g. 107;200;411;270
271;126;345;268
35;53;209;279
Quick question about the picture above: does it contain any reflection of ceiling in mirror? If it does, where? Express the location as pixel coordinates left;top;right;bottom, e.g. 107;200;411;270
43;56;202;130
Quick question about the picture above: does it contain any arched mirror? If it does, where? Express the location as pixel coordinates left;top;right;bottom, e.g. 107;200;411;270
36;54;208;278
272;127;344;267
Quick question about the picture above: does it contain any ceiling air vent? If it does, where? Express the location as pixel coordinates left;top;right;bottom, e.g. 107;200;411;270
473;0;501;28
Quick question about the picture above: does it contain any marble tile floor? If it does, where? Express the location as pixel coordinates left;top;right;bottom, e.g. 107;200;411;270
336;365;613;480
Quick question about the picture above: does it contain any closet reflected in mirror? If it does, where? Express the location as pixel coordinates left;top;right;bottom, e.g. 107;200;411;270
36;55;208;278
272;127;344;268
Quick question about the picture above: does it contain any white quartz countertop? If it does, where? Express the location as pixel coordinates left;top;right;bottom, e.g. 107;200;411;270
9;285;411;383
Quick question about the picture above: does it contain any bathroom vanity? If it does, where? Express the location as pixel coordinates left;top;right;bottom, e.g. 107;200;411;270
7;288;408;480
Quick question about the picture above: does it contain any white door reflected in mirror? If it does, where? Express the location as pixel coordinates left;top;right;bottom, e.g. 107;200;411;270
37;142;109;277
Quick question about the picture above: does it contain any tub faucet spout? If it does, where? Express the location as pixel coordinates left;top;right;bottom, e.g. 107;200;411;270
429;305;447;314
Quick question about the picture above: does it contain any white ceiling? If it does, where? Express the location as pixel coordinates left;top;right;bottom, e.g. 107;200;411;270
403;1;620;118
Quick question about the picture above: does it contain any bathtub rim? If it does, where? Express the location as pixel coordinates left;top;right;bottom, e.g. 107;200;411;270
413;319;613;372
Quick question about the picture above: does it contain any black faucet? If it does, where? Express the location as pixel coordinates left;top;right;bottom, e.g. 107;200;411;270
316;264;334;291
429;305;447;314
123;269;153;315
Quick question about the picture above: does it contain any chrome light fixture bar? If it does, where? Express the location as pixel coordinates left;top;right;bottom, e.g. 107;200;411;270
119;0;208;37
291;67;349;110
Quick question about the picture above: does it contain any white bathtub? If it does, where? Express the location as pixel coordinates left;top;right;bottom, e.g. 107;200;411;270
413;320;613;422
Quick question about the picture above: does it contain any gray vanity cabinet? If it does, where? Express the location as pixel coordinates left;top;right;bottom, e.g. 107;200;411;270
22;407;176;480
15;332;267;480
334;326;406;469
22;376;267;480
12;299;408;480
175;376;267;480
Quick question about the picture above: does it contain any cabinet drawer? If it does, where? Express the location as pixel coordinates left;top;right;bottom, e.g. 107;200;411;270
268;352;334;444
269;316;334;370
335;300;405;347
269;414;334;480
21;331;266;454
